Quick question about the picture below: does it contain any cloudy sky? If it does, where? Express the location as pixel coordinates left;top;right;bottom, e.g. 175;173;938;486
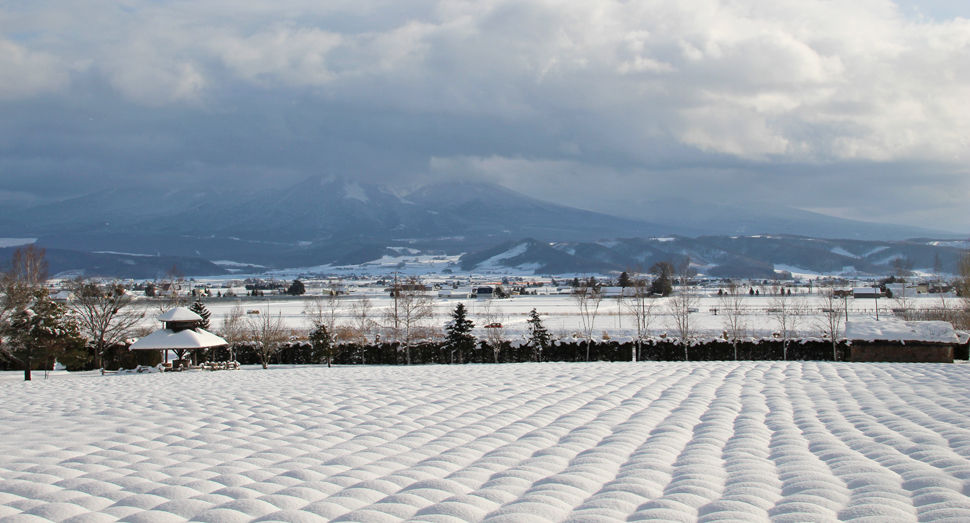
1;0;968;232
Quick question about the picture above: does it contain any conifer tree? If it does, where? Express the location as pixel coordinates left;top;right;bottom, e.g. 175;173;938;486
526;308;550;362
188;298;211;331
287;280;306;296
445;303;476;364
618;271;631;288
1;290;86;381
309;324;336;367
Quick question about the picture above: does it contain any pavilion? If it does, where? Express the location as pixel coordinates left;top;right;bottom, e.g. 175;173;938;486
129;307;229;369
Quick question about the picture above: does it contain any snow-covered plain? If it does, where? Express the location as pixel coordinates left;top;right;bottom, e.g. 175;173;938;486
154;292;953;342
4;362;970;522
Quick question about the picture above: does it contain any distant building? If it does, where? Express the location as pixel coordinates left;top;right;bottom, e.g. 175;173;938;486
852;287;884;298
845;317;961;363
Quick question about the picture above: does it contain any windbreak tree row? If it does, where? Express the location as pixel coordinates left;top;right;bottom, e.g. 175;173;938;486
216;337;856;365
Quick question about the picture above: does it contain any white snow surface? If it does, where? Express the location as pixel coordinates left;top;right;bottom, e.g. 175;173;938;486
846;317;960;343
128;328;228;350
830;247;858;258
0;238;36;248
5;362;970;522
343;182;369;203
476;242;529;269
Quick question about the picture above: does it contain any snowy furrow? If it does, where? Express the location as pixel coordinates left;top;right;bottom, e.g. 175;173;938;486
2;363;970;523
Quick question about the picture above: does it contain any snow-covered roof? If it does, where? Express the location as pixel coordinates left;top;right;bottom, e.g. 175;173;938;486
129;328;228;350
156;307;203;323
845;317;960;344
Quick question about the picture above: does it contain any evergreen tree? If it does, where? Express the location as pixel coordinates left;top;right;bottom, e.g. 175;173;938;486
1;290;86;381
526;308;550;362
188;299;211;331
287;279;306;296
309;324;336;367
445;303;476;364
650;277;672;297
618;271;631;288
649;261;674;297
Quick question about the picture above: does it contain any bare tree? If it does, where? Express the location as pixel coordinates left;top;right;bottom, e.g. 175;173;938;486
890;257;915;320
665;258;699;359
623;269;654;361
219;304;246;362
815;285;847;361
718;280;748;360
383;277;434;365
163;264;187;308
349;294;374;363
246;309;288;369
8;244;48;288
932;252;954;323
770;290;804;361
479;298;506;363
304;283;342;334
956;251;970;330
68;279;145;369
573;277;603;361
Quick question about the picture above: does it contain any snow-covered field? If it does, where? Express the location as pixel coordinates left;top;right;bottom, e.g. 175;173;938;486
4;362;970;522
160;293;953;341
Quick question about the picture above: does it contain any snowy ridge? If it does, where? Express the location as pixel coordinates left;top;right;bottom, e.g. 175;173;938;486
4;363;970;522
0;238;36;248
476;242;530;269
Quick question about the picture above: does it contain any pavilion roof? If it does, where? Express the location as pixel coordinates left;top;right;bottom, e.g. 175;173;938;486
129;328;228;350
156;307;203;323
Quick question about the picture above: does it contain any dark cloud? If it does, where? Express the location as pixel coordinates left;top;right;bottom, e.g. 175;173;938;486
0;0;967;232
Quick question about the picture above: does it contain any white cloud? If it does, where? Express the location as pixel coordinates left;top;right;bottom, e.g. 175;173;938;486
3;1;968;162
0;38;69;99
212;26;344;87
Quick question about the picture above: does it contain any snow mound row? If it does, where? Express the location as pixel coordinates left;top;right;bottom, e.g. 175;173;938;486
3;362;970;522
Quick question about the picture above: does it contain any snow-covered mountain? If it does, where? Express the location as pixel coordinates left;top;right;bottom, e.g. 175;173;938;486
459;236;969;278
614;197;960;241
0;176;965;275
0;177;683;267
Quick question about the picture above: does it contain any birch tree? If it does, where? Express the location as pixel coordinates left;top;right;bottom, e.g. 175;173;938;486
770;290;804;361
890;257;915;320
350;294;374;363
718;280;748;360
623;270;654;361
479;298;506;363
219;304;246;362
815;286;847;361
573;278;603;361
665;258;698;359
384;278;434;365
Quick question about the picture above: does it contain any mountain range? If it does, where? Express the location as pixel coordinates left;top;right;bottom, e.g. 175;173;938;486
459;236;970;278
0;176;964;278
